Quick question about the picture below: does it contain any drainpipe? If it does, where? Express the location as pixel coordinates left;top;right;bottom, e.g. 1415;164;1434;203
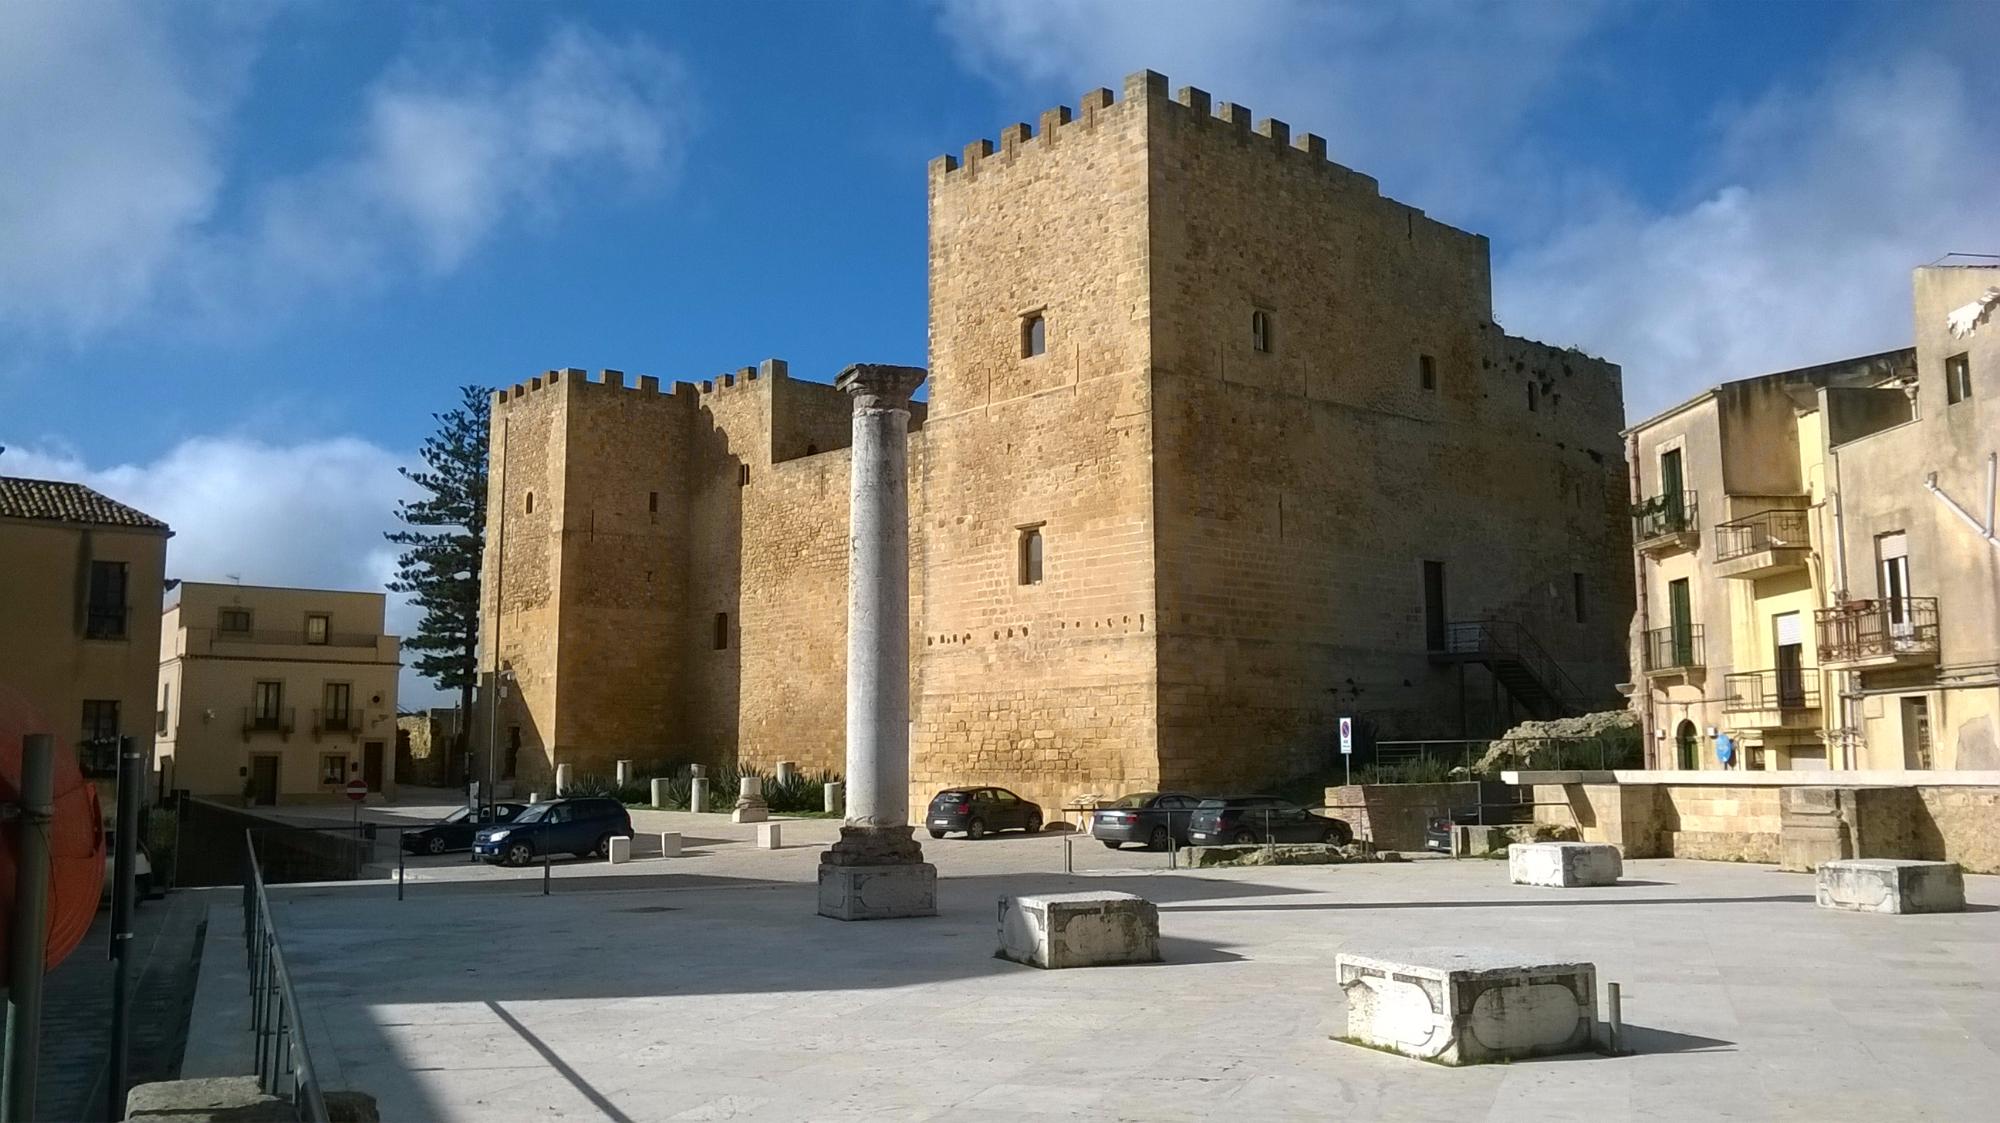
1829;444;1858;769
1628;434;1654;768
1923;452;2000;548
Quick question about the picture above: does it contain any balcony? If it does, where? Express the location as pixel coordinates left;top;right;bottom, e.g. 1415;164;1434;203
241;706;296;741
84;605;130;640
1632;491;1699;554
214;628;379;648
1641;624;1705;676
1722;669;1821;729
78;738;120;778
1713;508;1811;580
313;708;363;741
1816;597;1940;671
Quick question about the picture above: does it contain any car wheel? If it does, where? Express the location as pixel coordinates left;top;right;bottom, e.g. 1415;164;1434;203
1326;823;1354;846
1148;826;1170;850
505;841;534;867
928;829;944;839
427;836;448;855
593;833;613;860
968;818;987;840
1232;829;1258;845
1101;839;1123;850
1024;812;1042;834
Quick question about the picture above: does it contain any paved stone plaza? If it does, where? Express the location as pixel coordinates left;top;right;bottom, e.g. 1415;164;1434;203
253;817;2000;1121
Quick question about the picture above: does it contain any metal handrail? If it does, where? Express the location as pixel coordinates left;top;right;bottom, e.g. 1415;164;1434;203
1815;597;1940;663
1438;620;1585;713
1632;490;1699;542
1641;624;1704;671
1714;508;1810;562
1721;669;1820;712
241;833;331;1121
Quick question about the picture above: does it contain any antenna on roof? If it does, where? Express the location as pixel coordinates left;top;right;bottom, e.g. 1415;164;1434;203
226;573;242;585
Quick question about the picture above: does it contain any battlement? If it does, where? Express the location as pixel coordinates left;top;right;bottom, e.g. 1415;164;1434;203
493;359;796;409
931;69;1380;199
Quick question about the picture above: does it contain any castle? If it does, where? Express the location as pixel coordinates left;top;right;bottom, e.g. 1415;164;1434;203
475;71;1635;814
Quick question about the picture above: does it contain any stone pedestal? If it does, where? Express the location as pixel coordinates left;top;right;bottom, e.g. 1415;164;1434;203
689;777;709;814
690;764;706;778
1452;825;1510;857
651;778;670;808
607;836;632;864
776;760;799;783
659;832;682;858
818;862;937;921
1816;859;1965;914
997;892;1160;969
758;822;783;849
1338;950;1597;1065
554;763;572;796
1509;842;1622;887
824;780;844;815
615;759;634;786
733;776;769;823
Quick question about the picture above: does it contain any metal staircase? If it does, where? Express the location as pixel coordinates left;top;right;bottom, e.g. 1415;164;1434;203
1429;620;1586;720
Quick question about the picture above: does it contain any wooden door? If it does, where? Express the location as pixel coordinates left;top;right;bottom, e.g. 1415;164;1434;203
250;755;279;805
363;741;384;792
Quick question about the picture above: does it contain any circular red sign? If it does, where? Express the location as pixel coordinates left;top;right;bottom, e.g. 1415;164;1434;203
346;779;368;801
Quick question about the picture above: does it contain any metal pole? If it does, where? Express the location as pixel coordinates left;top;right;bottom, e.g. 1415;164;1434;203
2;734;56;1123
541;850;550;896
108;735;142;1117
397;833;405;902
1063;834;1072;874
1606;981;1624;1053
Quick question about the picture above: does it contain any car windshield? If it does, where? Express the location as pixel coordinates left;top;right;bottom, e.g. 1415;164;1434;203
1107;793;1158;808
441;808;470;825
513;802;556;824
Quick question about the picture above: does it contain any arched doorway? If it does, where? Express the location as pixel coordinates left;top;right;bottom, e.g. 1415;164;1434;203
1676;720;1700;770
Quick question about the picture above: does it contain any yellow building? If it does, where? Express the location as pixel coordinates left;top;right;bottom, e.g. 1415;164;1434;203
1627;261;2000;772
0;475;171;793
158;582;402;804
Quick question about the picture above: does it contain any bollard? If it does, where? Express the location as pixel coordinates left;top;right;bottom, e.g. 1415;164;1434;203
1606;981;1623;1054
554;763;572;796
651;777;670;809
542;851;551;896
824;780;844;815
397;834;405;902
1064;834;1073;874
775;760;798;784
616;759;634;786
690;777;709;814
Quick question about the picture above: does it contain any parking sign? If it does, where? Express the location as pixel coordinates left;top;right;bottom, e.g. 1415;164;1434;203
1339;717;1353;755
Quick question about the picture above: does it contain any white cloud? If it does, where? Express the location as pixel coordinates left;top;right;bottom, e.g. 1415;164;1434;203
0;5;691;340
0;437;454;707
936;1;2000;420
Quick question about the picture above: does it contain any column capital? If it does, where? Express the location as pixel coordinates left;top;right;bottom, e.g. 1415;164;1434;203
835;363;927;414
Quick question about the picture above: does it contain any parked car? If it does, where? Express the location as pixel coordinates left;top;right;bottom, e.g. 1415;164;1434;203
403;802;528;855
925;787;1043;839
1186;797;1352;846
473;797;633;866
1091;792;1203;850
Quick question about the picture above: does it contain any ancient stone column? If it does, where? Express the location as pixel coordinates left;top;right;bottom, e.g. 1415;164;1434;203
819;363;937;920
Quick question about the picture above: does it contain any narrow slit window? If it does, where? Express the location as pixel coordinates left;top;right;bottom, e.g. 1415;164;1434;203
648;491;659;513
1018;527;1044;586
1526;383;1539;412
713;612;729;650
1572;572;1586;623
1251;310;1273;353
525;491;535;514
1022;313;1046;358
1946;352;1972;404
738;463;751;486
1419;354;1437;391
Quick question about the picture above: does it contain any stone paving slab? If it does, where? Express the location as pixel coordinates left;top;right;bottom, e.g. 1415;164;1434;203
242;851;2000;1122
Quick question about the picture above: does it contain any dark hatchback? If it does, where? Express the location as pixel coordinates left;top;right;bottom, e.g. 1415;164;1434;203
473;797;633;866
925;787;1043;839
1091;792;1203;850
1186;797;1353;846
402;802;528;855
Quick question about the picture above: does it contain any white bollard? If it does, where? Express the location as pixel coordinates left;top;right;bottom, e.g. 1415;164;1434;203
776;760;798;784
689;777;709;814
758;822;782;850
616;759;634;786
607;836;632;864
733;775;769;824
554;763;573;796
529;792;541;804
651;777;670;808
659;832;682;858
824;780;844;815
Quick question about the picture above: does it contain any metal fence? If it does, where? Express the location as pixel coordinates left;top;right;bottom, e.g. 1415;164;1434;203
241;833;331;1122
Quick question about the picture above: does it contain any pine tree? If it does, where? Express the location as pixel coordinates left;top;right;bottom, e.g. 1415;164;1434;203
386;385;489;781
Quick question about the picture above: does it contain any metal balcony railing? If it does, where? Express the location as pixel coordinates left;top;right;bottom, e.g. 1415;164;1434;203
1632;491;1699;543
85;605;130;640
1722;669;1820;712
311;708;362;738
1714;508;1810;563
1641;624;1704;672
1816;597;1940;664
242;707;296;737
1436;620;1587;715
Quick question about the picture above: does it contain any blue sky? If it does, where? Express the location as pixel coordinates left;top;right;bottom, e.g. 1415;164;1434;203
4;0;1996;705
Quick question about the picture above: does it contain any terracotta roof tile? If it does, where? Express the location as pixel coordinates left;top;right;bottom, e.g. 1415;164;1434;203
0;476;169;530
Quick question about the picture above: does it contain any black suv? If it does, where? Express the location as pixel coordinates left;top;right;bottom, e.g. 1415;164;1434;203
1186;797;1352;846
473;797;634;866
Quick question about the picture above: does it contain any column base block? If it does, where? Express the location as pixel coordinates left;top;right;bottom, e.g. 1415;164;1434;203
817;862;938;920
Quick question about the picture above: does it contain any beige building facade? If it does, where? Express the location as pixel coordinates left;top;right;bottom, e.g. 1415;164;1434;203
1627;262;2000;772
0;476;171;799
477;71;1634;814
158;582;402;804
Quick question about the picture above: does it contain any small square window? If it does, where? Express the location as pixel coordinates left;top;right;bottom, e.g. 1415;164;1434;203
1419;354;1437;391
219;608;252;634
1946;352;1972;404
1021;313;1046;358
305;613;330;644
85;561;128;639
714;612;730;650
320;754;347;786
1018;526;1044;586
1251;310;1274;354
